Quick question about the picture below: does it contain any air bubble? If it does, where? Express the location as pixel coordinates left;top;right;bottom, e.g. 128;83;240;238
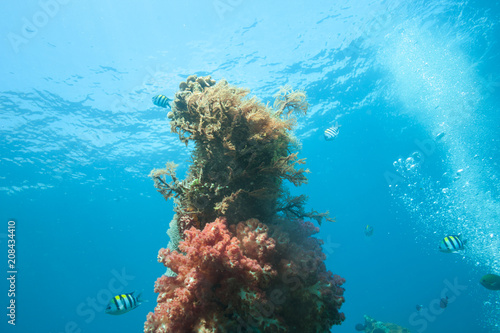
453;169;463;181
405;157;415;170
411;151;423;163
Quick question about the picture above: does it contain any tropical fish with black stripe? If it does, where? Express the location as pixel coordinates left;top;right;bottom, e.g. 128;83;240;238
324;123;341;141
105;291;145;315
152;94;171;108
439;234;466;253
364;224;374;237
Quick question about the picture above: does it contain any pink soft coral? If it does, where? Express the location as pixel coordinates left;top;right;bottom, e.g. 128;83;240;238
145;218;345;333
144;217;277;333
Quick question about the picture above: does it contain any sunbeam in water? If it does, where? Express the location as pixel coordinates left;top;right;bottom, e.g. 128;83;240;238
381;22;500;331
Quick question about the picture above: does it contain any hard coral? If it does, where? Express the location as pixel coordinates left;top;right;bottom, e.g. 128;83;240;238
362;315;411;333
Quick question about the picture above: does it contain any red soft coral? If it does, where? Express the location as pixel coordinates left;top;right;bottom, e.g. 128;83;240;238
144;217;277;333
144;218;345;333
269;219;346;332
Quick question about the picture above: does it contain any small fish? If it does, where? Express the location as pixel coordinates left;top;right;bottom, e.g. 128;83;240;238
416;304;423;311
324;124;340;141
105;291;145;315
364;225;374;237
439;234;466;253
435;132;445;141
480;274;500;290
152;94;171;108
440;296;448;309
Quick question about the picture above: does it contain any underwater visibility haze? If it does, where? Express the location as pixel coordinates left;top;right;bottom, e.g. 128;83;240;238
0;0;499;332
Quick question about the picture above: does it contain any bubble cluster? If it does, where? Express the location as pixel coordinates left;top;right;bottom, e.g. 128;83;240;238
392;151;422;177
390;149;500;330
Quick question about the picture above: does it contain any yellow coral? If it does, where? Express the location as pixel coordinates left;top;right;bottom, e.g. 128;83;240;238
273;85;309;117
152;75;330;229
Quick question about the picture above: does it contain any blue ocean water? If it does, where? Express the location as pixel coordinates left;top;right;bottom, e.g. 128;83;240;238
1;0;499;332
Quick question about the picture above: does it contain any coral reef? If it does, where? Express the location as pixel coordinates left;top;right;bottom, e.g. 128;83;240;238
361;315;411;333
145;75;345;332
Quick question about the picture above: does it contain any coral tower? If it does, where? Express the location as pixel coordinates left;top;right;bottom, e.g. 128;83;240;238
145;75;345;332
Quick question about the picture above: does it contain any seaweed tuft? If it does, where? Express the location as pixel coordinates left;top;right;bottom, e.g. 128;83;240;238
152;75;332;251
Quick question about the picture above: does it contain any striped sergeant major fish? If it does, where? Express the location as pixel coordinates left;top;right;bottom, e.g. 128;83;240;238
324;123;341;141
152;94;171;108
364;224;374;237
439;234;467;253
105;291;145;315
